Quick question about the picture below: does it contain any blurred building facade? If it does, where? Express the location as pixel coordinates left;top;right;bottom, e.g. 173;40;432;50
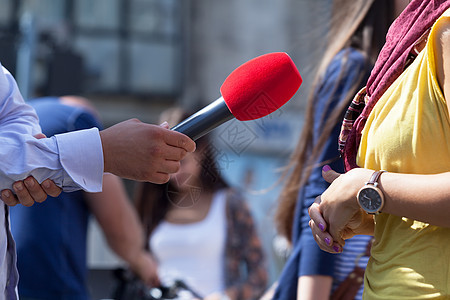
0;0;331;298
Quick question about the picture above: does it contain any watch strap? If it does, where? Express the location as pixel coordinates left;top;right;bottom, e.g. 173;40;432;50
367;170;386;186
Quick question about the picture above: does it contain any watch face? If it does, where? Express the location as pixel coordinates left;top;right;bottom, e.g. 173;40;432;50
358;186;383;213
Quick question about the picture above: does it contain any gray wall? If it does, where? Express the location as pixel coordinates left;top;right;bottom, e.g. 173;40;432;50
184;0;330;109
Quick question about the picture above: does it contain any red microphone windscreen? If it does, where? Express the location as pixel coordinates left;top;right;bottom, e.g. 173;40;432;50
220;52;302;121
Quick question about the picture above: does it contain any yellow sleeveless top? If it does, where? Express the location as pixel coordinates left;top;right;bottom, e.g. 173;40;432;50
357;10;450;300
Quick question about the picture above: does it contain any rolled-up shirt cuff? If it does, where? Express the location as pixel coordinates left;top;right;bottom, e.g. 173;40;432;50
55;127;104;192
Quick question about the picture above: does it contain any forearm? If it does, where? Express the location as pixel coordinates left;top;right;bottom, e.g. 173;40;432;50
87;174;160;287
298;275;332;300
322;167;450;229
88;174;146;266
97;191;156;283
104;223;158;286
105;224;146;268
378;171;450;227
0;129;103;192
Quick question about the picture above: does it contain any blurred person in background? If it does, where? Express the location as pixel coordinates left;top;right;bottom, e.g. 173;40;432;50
271;1;398;299
134;108;268;300
11;96;158;300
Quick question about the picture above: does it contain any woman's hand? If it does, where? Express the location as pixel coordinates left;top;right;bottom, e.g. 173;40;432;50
308;166;375;253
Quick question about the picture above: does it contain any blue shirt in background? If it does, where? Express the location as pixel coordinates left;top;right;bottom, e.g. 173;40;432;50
11;97;103;300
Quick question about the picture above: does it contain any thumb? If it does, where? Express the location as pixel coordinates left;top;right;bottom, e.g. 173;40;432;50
322;165;341;183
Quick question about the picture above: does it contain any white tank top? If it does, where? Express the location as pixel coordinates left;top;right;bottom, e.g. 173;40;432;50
150;190;227;297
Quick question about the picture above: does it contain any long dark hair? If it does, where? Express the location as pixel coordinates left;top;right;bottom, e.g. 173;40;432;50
134;111;229;244
275;0;396;241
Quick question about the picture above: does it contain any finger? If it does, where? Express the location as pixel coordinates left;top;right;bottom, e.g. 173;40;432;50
314;194;322;205
24;177;47;203
163;146;188;162
308;198;327;232
1;190;19;206
160;160;181;174
329;223;346;251
13;181;35;207
151;173;171;184
41;179;62;197
331;242;343;253
328;225;346;248
341;226;357;241
321;165;341;183
164;130;196;153
159;121;170;129
34;133;47;139
309;219;339;253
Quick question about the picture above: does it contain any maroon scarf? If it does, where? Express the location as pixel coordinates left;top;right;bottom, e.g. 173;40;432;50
341;0;450;171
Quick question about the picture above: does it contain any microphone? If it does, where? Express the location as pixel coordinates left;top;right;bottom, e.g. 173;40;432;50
171;52;302;140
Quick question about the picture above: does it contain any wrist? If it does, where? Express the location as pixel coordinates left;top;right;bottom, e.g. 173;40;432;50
128;250;147;272
99;129;112;174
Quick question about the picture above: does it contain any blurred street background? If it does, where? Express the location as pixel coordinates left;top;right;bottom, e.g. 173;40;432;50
0;0;331;298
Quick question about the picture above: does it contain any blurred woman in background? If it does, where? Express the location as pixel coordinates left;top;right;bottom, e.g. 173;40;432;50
134;108;268;300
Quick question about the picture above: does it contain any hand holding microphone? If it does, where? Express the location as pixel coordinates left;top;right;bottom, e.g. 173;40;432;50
172;52;302;140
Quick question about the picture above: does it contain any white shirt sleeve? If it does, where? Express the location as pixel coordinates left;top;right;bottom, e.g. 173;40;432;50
0;65;103;192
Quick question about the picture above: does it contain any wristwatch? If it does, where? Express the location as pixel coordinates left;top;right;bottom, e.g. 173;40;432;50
357;170;386;214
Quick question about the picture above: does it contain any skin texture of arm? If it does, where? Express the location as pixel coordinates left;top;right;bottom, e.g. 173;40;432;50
298;275;333;300
85;173;160;286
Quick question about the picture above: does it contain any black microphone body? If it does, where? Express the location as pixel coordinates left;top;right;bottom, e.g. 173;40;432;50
171;97;234;140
